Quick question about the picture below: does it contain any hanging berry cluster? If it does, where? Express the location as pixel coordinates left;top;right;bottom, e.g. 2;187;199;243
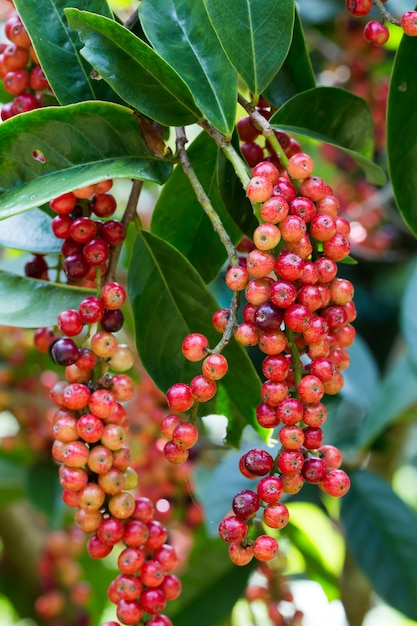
0;11;51;119
30;183;182;625
219;155;353;565
163;149;354;567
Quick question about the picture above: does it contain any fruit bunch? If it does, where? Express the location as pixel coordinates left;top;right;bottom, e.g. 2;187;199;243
0;9;51;120
35;275;181;626
162;333;229;465
345;0;417;46
212;155;352;564
47;183;127;289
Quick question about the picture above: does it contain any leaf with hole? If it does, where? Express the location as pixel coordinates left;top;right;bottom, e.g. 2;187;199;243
0;101;171;220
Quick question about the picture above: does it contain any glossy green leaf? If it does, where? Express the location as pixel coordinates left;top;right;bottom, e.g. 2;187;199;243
401;260;417;366
357;353;417;449
0;269;93;327
25;461;62;525
0;210;61;254
387;28;417;237
286;505;341;601
0;459;25;507
167;526;253;626
216;131;257;238
342;469;417;620
65;9;203;127
270;87;386;185
151;132;242;283
0;101;171;220
128;230;264;440
13;0;116;105
139;0;237;136
263;8;315;108
203;0;295;97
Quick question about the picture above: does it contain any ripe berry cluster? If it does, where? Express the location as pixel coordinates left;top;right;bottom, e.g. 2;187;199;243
0;10;51;120
35;276;181;626
163;334;228;464
215;155;352;565
346;0;417;46
47;183;127;288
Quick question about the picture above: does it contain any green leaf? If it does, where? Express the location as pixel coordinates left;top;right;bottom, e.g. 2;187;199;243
139;0;237;135
167;526;253;626
270;87;386;185
286;503;341;601
65;9;203;127
357;353;417;449
0;269;93;327
13;0;116;105
203;0;295;97
151;132;242;283
341;334;379;412
0;101;171;220
342;469;417;620
128;230;264;439
401;261;417;364
0;459;25;506
0;210;61;254
387;28;417;237
25;461;62;525
262;8;316;107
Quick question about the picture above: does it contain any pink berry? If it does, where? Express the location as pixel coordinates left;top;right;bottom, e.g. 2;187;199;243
401;11;417;36
363;20;389;45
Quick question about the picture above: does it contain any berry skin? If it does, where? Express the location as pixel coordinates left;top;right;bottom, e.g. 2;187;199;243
243;448;274;476
401;11;417;36
201;353;228;380
228;542;254;566
172;421;199;448
218;516;248;543
232;489;260;520
322;469;351;497
287;152;314;180
237;116;260;142
166;383;194;412
257;475;284;504
181;333;209;361
246;176;273;203
345;0;372;17
252;161;280;185
50;338;79;366
57;309;84;336
363;21;389;46
301;457;328;483
253;535;279;561
101;282;126;310
189;375;217;402
263;502;289;529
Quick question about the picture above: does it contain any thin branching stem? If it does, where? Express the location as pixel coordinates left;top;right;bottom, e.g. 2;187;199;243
175;126;239;268
105;179;143;283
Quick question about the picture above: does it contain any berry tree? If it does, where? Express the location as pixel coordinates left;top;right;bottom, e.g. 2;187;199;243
1;1;417;626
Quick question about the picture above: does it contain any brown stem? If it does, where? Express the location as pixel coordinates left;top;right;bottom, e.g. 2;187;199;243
105;179;143;283
373;0;401;25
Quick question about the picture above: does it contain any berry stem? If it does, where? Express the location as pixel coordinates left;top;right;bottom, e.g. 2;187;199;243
106;179;143;282
175;126;239;267
373;0;401;25
284;328;304;390
210;290;241;354
199;119;251;190
237;93;289;169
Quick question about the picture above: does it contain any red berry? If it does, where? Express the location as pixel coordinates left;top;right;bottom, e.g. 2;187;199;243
401;11;417;36
363;20;389;45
